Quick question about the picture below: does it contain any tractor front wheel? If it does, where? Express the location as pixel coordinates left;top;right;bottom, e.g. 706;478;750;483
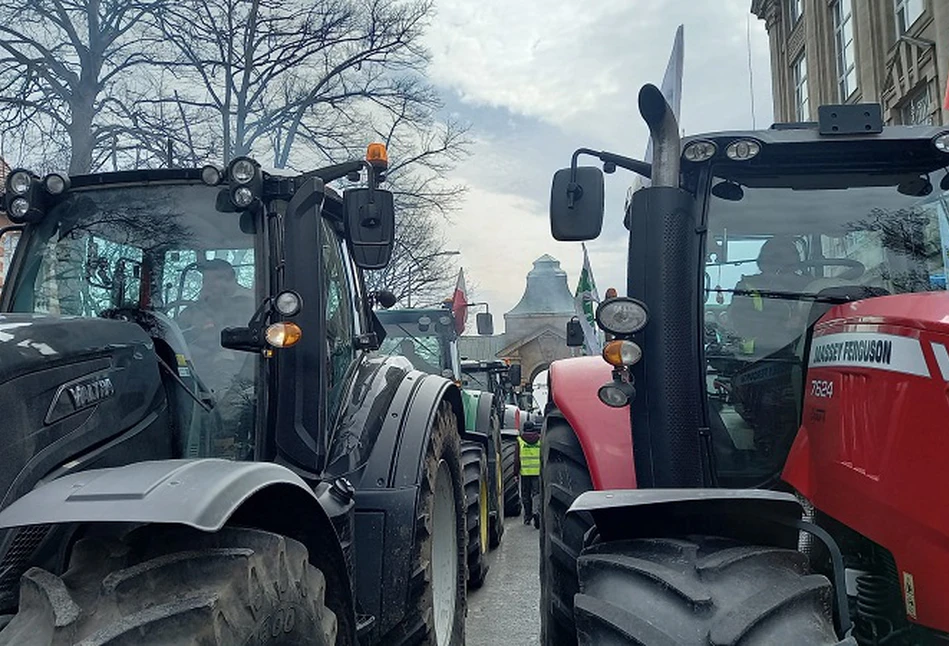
540;415;594;646
488;416;505;550
0;526;340;646
461;441;489;589
574;536;854;646
383;401;467;646
501;437;521;517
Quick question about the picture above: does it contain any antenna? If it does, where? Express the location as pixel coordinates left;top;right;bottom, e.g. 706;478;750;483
747;13;757;129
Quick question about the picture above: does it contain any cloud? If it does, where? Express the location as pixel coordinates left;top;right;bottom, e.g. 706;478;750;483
426;0;774;146
424;0;778;334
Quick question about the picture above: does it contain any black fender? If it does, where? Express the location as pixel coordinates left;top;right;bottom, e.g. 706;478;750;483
0;459;357;635
569;488;804;550
352;366;464;491
341;366;464;639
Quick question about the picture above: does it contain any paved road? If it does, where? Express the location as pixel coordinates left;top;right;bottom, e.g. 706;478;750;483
467;517;541;646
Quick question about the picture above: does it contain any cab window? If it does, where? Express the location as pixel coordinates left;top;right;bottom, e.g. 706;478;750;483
321;219;356;420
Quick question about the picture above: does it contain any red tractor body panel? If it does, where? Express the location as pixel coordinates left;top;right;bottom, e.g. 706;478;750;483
783;292;949;631
549;356;636;490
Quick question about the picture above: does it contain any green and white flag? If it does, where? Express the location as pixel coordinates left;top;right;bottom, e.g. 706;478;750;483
574;243;602;355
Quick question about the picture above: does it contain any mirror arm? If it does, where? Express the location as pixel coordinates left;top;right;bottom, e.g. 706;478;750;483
567;148;652;208
302;161;364;184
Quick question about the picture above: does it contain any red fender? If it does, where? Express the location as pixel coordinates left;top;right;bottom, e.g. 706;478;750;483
548;356;636;490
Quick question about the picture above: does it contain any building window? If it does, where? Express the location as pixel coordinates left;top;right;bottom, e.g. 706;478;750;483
789;0;803;25
901;83;933;125
833;0;857;100
894;0;925;34
793;53;809;121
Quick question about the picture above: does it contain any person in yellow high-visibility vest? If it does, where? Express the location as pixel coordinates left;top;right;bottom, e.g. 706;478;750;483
518;420;542;528
726;236;810;357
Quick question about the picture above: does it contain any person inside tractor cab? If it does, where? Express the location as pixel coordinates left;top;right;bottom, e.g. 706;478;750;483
176;259;257;457
177;259;255;352
725;236;810;358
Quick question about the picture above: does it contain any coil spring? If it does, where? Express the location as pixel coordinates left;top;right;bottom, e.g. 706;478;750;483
854;572;900;645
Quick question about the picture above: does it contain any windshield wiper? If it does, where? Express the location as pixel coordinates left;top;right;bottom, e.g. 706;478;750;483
720;288;858;304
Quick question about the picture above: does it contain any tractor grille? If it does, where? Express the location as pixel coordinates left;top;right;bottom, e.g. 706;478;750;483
0;525;52;610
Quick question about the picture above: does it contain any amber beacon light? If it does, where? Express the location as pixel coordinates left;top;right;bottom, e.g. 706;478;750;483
366;143;388;170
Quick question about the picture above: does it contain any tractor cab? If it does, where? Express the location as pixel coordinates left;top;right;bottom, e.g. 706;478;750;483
376;307;462;380
552;94;949;490
696;131;949;487
0;151;395;470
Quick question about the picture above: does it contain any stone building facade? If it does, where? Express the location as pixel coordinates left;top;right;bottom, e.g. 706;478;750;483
751;0;949;125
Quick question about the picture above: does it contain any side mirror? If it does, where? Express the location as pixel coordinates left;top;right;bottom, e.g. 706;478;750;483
550;166;605;241
508;363;522;386
566;317;585;347
476;312;494;336
344;187;395;269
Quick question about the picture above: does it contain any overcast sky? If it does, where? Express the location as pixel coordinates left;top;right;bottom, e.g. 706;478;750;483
421;0;774;332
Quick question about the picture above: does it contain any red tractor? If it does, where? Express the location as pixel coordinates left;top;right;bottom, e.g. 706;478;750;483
540;83;949;645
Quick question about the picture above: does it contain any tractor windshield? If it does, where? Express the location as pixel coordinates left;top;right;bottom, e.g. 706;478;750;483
704;172;949;487
377;311;459;378
4;182;263;460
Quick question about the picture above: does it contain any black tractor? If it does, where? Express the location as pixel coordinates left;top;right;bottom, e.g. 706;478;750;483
0;147;469;645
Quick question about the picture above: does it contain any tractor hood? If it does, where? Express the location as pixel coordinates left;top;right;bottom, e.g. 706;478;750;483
0;314;169;509
0;314;172;609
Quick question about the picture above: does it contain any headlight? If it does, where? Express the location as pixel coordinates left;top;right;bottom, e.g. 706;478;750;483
597;381;636;408
725;139;761;161
596;297;648;335
934;133;949;153
230;158;257;184
274;290;302;316
201;165;223;186
265;322;302;348
683;140;716;162
232;186;255;207
602;340;643;367
8;197;30;220
8;170;32;195
43;173;69;195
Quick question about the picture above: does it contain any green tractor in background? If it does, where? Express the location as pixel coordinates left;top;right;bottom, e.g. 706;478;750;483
460;359;529;518
375;306;520;586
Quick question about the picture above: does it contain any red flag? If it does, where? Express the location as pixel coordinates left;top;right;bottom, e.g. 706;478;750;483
451;268;467;334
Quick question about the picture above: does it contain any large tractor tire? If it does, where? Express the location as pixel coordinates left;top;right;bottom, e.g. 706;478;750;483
488;415;505;550
461;441;489;589
0;526;340;646
540;415;594;646
383;401;467;646
574;536;854;646
501;437;521;517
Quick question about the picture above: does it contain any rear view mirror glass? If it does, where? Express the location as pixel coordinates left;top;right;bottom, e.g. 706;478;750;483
550;166;605;241
476;312;494;336
566;317;585;347
344;188;395;270
507;363;522;386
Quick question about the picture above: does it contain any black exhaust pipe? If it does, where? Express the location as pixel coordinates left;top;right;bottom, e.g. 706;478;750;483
626;84;705;488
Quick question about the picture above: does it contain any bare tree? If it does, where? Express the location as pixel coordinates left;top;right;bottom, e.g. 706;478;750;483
145;0;472;303
151;0;435;167
0;0;167;174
